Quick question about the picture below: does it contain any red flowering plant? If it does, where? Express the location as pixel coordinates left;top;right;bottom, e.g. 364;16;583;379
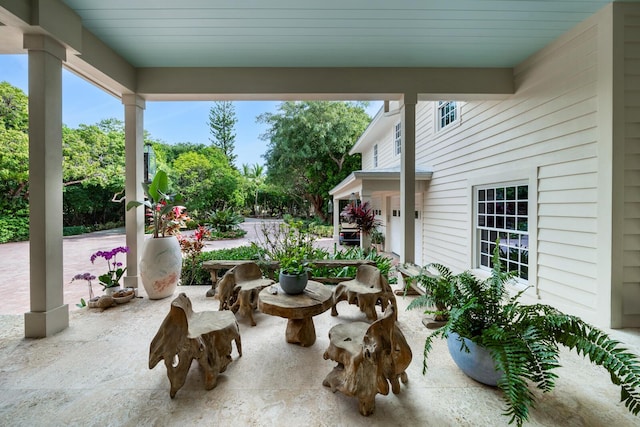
90;246;129;290
126;169;188;238
340;201;380;234
178;225;211;285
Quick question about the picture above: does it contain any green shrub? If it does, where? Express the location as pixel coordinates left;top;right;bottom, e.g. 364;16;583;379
309;246;394;279
0;215;29;243
209;228;247;240
206;208;244;233
179;246;265;286
63;225;90;236
200;245;262;261
309;224;333;238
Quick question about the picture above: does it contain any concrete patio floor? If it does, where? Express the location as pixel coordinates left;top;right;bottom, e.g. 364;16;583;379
1;222;640;426
1;284;640;426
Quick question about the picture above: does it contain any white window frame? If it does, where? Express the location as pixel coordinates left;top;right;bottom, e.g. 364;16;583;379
394;122;401;156
436;101;460;132
475;181;529;282
373;144;378;167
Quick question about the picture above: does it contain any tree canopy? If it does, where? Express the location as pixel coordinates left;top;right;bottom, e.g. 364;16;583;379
0;81;371;241
258;101;371;221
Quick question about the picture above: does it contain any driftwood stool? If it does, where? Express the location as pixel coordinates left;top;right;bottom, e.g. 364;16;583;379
323;304;412;415
217;262;274;326
149;293;242;398
331;264;396;321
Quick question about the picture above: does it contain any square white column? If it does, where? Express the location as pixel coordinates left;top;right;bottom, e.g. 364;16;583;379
23;34;69;337
122;95;146;292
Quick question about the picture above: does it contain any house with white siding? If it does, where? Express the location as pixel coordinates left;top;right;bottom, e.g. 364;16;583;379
330;4;640;329
2;1;639;339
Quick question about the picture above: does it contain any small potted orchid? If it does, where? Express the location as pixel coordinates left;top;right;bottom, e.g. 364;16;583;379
91;246;129;295
70;272;97;308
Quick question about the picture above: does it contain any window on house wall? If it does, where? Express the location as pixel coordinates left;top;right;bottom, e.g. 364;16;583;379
373;144;378;167
477;184;529;280
394;122;401;156
437;101;458;131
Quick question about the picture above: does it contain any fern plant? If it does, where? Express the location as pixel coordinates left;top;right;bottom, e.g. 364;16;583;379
405;263;456;321
409;243;640;426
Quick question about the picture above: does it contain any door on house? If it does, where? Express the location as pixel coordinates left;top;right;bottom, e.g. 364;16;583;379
389;195;423;263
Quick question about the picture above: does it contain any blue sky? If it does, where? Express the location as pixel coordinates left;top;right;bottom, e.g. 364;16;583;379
0;54;381;167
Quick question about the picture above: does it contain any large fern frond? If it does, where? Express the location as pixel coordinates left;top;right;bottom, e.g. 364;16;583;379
535;306;640;416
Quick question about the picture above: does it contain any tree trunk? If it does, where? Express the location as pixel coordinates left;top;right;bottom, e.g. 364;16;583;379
308;194;327;222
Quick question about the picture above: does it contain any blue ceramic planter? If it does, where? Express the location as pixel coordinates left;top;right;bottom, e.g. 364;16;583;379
447;332;503;386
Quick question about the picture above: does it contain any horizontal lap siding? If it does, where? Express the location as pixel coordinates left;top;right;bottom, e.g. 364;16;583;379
623;12;640;318
420;20;602;315
376;127;398;169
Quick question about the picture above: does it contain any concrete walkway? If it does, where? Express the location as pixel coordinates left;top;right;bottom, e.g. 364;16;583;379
0;218;346;315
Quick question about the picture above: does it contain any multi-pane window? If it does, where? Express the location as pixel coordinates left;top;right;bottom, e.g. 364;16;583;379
477;184;529;280
373;144;378;167
394;122;401;155
437;101;458;131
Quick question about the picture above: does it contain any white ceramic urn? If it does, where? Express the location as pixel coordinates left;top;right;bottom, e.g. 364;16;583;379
139;236;182;300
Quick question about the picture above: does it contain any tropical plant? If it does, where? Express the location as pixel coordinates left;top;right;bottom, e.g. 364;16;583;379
279;253;314;277
371;227;385;244
179;226;211;286
408;243;640;426
126;169;187;238
252;219;323;277
206;207;244;233
340;201;380;234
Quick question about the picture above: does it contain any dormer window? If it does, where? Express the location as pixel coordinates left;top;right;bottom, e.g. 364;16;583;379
437;101;459;131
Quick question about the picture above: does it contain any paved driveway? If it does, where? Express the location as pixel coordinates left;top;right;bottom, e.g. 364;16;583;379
0;218;343;315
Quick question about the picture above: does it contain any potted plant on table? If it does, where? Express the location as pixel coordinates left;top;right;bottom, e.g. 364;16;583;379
408;242;640;426
278;252;314;295
126;169;188;300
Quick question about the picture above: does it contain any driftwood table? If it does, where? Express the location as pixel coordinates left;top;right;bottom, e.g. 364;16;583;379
258;280;333;347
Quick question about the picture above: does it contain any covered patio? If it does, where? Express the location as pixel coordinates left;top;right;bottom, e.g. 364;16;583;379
2;1;640;424
3;0;529;337
1;285;639;426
